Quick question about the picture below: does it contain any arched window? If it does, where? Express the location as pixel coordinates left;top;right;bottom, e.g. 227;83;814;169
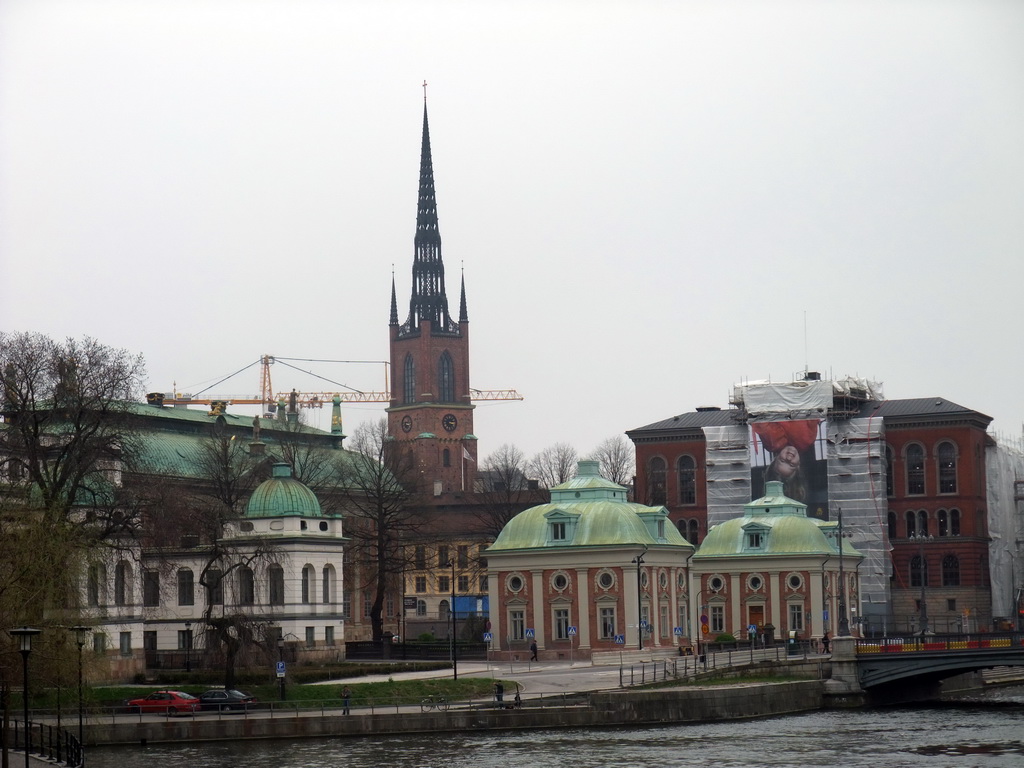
238;566;255;606
937;509;948;537
301;565;314;604
403;354;416;404
438;351;455;403
677;455;696;505
887;511;897;541
917;510;929;537
439;599;451;620
906;444;925;495
885;445;894;497
268;565;285;606
938;442;958;494
905;510;917;538
114;561;131;606
87;564;105;607
206;569;223;605
322;564;335;604
950;508;961;536
687;519;700;546
942;554;960;586
910;555;927;587
648;457;667;505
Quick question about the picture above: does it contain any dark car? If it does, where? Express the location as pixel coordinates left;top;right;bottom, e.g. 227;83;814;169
198;689;258;712
126;690;200;716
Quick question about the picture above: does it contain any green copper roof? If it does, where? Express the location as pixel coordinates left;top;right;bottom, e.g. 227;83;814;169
693;481;862;559
246;463;323;518
488;461;694;553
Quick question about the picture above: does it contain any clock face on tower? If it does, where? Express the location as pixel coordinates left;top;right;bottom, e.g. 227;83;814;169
442;413;458;433
401;415;412;433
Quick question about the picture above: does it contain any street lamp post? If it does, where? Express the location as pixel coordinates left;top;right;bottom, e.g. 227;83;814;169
72;625;89;748
9;626;42;768
632;548;647;651
184;620;192;673
912;533;932;635
837;508;850;636
445;559;458;680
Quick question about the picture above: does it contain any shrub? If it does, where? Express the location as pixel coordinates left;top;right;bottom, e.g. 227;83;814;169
714;633;737;643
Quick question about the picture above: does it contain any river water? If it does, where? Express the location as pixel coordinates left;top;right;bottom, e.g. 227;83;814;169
88;685;1024;768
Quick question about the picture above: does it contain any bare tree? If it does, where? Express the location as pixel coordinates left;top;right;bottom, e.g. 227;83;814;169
528;442;579;489
473;444;546;538
587;435;636;487
336;418;423;641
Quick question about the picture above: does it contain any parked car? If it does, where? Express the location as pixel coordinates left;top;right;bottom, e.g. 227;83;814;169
127;691;200;716
198;689;258;712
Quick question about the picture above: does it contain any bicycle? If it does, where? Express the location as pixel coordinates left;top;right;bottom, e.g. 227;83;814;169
420;695;450;712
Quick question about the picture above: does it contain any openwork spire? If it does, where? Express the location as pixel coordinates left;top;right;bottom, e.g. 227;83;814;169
401;102;458;337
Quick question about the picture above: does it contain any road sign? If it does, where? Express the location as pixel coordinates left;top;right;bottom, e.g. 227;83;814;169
525;628;535;638
673;626;683;636
483;632;493;642
700;615;709;625
568;626;577;636
823;609;829;622
276;661;286;678
614;634;625;644
701;624;709;635
747;624;757;635
639;620;648;629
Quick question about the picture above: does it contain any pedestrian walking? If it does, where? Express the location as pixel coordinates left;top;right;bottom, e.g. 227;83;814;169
341;686;351;715
822;632;831;655
494;681;504;707
530;641;538;661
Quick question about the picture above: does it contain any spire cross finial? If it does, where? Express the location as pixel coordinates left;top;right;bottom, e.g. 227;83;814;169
422;80;428;102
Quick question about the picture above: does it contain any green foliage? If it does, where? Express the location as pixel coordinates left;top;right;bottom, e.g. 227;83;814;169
714;633;737;643
417;632;435;642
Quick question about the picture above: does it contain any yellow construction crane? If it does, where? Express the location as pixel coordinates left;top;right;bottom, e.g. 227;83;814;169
162;355;522;410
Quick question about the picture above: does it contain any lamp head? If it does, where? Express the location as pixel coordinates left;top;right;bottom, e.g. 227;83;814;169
9;626;42;653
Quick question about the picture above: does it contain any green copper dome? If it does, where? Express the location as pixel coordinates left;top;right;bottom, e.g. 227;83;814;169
487;461;693;553
693;481;862;559
246;463;323;518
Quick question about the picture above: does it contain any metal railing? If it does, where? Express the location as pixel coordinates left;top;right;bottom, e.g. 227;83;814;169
10;720;84;768
855;631;1024;654
618;641;818;686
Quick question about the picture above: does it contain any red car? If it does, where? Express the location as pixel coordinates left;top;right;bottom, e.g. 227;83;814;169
127;690;200;716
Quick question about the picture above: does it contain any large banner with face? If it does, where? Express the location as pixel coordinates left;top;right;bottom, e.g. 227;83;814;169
749;419;829;519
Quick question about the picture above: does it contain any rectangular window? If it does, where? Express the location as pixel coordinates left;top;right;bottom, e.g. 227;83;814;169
437;546;449;568
415;545;427;570
947;598;956;611
177;569;194;606
142;570;160;607
305;626;315;647
386;593;395;616
479;575;488;592
239;568;255;606
269;567;285;606
416;599;427;617
362;591;372;618
600;607;616;639
325;626;335;646
660;605;670;638
414;577;427;594
119;632;132;657
341;591;352;619
458;575;469;593
747;532;763;549
789;603;804;632
551;521;566;540
143;631;157;651
457;545;469;568
93;633;106;654
509;610;525;641
710;605;725;633
554;608;570;640
438;576;450;593
87;566;101;607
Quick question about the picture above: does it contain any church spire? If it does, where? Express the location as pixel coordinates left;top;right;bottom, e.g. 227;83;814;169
400;98;457;337
459;266;468;323
389;268;399;326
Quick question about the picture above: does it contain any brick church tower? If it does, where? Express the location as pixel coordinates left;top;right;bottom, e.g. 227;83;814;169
387;101;477;494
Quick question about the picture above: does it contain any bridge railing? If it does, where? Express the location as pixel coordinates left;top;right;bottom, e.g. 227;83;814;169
10;719;84;768
855;631;1024;654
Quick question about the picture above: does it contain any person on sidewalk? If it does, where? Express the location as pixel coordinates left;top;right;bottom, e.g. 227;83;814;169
530;641;538;661
822;632;831;655
494;681;504;707
341;686;351;715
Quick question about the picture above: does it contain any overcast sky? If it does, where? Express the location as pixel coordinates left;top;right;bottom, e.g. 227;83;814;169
2;0;1022;462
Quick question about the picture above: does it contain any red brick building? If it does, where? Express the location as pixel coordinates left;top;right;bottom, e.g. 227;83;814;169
627;377;1013;635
